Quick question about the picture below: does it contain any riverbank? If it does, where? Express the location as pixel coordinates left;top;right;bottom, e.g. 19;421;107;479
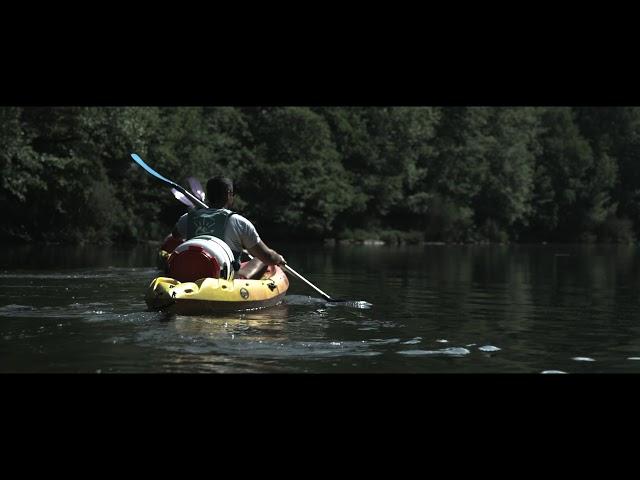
1;237;637;248
1;229;637;248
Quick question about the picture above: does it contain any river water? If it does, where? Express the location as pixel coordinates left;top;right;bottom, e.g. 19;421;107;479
1;243;640;373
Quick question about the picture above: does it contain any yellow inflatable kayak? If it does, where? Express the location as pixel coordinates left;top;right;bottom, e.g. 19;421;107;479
145;264;289;314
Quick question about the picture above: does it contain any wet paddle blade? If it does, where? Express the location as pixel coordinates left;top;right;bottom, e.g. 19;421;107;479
171;188;196;209
328;299;373;309
187;177;206;202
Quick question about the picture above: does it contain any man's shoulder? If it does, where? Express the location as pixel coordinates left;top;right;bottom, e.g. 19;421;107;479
229;212;254;226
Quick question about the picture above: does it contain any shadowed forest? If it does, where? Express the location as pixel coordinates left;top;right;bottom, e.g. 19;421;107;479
2;106;639;244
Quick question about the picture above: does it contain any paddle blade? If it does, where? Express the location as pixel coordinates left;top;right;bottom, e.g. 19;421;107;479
187;177;206;202
130;153;177;187
171;188;196;209
328;300;373;309
131;153;209;209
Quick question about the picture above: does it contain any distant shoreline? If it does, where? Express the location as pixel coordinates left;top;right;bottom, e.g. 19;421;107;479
0;238;636;247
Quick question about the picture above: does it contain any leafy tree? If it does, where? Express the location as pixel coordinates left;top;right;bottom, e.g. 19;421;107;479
425;107;494;241
0;107;43;202
1;106;637;245
528;107;617;241
318;106;440;233
575;107;640;240
474;107;541;241
241;107;357;236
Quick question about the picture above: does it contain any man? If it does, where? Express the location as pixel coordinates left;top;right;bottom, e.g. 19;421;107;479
173;176;286;276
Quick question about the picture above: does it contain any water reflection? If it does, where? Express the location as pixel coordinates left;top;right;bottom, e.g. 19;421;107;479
171;304;291;341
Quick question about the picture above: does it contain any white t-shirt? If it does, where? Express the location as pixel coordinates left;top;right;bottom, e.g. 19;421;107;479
175;209;261;253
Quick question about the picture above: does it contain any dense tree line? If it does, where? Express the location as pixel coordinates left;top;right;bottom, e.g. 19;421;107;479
1;106;638;244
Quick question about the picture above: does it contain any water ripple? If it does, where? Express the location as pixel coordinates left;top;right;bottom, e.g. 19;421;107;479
397;347;471;357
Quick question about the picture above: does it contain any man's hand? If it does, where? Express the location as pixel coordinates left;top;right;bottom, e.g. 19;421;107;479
247;241;286;267
273;253;287;266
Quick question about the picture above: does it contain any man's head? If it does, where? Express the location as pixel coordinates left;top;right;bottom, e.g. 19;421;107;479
206;176;234;208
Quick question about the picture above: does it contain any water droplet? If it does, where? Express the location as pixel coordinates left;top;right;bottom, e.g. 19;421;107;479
479;345;501;352
398;347;470;357
572;357;595;362
541;370;567;374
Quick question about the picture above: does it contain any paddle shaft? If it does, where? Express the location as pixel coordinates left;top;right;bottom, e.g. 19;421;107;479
243;251;334;302
282;264;335;302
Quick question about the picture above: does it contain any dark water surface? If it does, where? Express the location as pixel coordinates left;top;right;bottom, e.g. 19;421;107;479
2;243;640;373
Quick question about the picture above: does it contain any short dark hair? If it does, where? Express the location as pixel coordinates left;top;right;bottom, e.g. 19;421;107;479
207;177;234;206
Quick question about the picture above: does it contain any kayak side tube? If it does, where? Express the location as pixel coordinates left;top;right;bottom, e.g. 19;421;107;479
145;266;289;313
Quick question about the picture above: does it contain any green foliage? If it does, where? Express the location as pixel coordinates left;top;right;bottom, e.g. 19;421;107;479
575;107;640;235
474;107;541;236
430;107;492;203
422;194;475;243
0;107;44;202
597;216;635;243
528;108;618;241
240;107;357;235
318;106;440;230
1;106;638;244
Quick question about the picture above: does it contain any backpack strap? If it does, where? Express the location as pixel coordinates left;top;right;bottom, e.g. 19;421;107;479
226;212;243;271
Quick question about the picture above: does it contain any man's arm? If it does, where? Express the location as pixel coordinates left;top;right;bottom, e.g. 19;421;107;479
174;213;188;239
247;241;286;266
